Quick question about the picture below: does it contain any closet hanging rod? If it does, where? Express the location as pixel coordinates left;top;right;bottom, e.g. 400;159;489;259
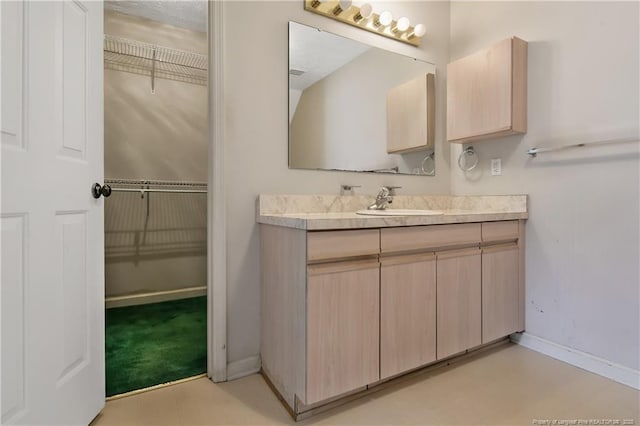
104;178;207;188
109;188;207;194
527;137;639;157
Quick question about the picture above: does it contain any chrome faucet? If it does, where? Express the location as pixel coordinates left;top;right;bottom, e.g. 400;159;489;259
368;186;401;210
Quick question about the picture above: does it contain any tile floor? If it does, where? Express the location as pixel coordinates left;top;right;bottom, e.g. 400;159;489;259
92;344;639;426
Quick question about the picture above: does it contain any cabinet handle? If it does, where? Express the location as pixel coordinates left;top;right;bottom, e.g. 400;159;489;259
436;247;481;260
380;252;435;267
308;258;380;276
481;243;518;254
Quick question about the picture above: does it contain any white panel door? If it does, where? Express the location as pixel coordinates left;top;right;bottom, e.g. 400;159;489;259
1;1;105;424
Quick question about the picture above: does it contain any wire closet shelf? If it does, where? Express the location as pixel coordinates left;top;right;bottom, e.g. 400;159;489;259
104;35;208;88
105;179;208;195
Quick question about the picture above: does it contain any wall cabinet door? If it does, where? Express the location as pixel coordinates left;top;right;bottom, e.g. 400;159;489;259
386;73;435;154
447;37;527;143
482;244;519;343
306;260;380;404
436;248;482;359
380;253;436;379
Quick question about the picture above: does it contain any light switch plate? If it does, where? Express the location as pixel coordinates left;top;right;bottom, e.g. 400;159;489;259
491;158;502;176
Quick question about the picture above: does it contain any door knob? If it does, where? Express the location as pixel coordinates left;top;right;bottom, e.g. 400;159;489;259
92;183;112;199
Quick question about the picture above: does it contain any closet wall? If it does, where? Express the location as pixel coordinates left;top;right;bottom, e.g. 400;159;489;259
104;10;208;298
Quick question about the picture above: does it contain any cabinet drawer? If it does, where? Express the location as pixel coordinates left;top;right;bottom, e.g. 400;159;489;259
482;221;518;243
381;223;481;254
307;229;380;262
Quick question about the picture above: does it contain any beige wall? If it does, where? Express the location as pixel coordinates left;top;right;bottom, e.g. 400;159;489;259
225;0;639;373
104;10;208;182
104;11;208;298
450;2;639;369
291;48;435;173
223;1;451;364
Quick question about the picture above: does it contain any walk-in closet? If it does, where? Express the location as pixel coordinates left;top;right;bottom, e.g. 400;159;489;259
102;2;208;397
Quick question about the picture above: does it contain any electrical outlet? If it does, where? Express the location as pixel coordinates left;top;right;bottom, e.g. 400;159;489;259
491;158;502;176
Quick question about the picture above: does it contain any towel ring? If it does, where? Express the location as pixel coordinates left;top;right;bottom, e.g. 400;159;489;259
458;146;478;172
420;152;435;175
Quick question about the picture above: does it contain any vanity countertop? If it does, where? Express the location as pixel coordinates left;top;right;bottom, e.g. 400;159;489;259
256;194;528;231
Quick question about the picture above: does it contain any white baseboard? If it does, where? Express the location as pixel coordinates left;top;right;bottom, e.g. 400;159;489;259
227;355;261;381
510;332;639;390
105;286;207;309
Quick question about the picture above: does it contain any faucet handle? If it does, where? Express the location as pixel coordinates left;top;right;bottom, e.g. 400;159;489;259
340;184;361;195
383;186;402;195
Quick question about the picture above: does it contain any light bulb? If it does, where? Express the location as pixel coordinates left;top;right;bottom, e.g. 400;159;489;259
413;23;426;38
379;10;393;27
361;3;373;18
354;3;373;22
332;0;351;15
394;17;410;33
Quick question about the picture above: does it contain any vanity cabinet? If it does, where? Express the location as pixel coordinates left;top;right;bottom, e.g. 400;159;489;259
436;248;482;359
306;229;381;403
386;73;435;154
380;223;482;367
260;220;525;418
380;253;436;379
482;244;519;343
306;260;380;404
447;37;528;143
481;221;521;343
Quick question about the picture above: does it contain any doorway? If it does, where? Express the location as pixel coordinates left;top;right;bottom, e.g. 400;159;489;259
102;1;209;397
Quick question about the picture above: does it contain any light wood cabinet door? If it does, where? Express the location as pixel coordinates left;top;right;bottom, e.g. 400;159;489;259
386;73;435;154
482;244;519;343
436;248;482;359
306;261;380;404
380;254;436;379
307;229;380;262
447;37;527;143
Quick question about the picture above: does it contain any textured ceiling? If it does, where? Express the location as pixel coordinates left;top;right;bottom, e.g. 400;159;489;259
105;1;207;32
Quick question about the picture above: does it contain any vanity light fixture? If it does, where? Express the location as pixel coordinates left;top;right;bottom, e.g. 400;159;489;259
303;0;425;47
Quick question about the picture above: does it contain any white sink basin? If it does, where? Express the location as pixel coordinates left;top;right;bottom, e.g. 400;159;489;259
356;209;444;216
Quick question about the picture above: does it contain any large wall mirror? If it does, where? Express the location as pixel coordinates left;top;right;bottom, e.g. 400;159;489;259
288;21;437;175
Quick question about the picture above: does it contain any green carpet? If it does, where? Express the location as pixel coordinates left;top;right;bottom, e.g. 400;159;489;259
105;296;207;396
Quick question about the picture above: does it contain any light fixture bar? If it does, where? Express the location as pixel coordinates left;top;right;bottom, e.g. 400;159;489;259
303;0;424;47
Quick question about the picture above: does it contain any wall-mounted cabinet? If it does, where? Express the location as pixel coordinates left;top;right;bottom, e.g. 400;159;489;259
447;37;528;143
386;73;435;153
